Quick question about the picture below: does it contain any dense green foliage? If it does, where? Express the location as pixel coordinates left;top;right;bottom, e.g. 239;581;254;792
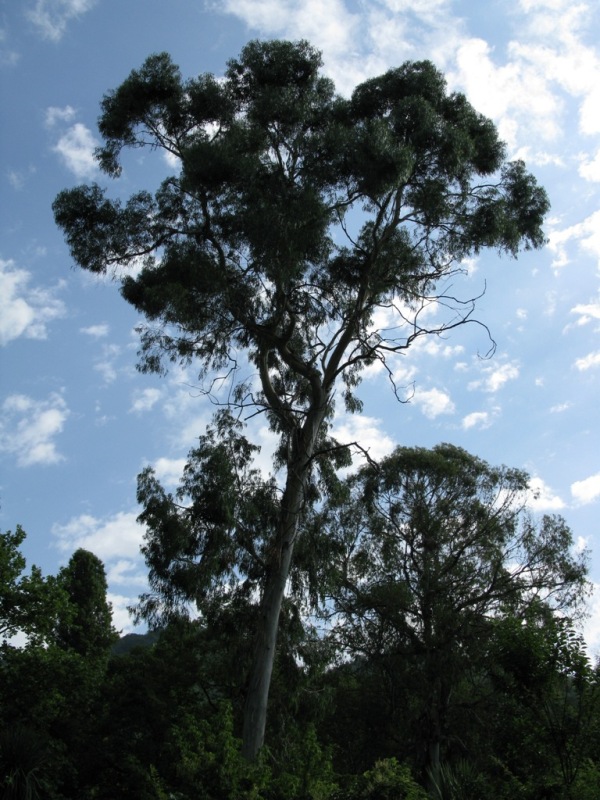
53;38;549;758
2;444;597;799
0;526;67;645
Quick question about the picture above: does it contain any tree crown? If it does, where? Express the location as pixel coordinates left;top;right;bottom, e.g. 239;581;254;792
53;40;549;439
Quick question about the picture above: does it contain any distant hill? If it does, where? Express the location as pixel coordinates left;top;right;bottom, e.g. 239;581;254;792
111;629;161;656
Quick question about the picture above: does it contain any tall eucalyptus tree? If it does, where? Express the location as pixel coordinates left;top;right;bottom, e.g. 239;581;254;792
53;39;549;758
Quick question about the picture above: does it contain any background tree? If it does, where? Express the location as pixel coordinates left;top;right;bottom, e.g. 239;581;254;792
55;548;118;659
0;526;67;645
0;547;118;799
133;410;279;629
53;39;549;759
308;445;589;780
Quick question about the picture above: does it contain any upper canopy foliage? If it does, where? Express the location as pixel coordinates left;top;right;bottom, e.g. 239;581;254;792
53;39;549;434
308;444;589;652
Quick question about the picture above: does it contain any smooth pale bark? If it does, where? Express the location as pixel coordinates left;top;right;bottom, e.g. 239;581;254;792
241;402;329;760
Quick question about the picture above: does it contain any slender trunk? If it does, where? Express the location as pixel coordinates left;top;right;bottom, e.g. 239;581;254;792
241;409;326;761
241;482;301;760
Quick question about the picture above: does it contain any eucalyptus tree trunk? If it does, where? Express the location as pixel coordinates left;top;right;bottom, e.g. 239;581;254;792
241;405;327;761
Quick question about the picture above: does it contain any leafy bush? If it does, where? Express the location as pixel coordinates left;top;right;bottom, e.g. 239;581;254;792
333;758;427;800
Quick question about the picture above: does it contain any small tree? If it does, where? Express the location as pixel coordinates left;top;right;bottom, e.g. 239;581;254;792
56;549;118;658
0;526;67;645
53;40;549;758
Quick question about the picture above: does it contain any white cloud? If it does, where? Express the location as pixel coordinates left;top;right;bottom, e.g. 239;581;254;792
80;323;109;338
512;3;600;130
7;165;36;190
450;37;562;147
52;122;99;178
151;457;187;487
332;413;395;462
0;258;65;345
45;105;76;127
27;0;97;42
468;361;520;393
528;476;565;511
159;366;214;446
413;387;455;419
579;148;600;182
462;411;491;430
0;392;70;467
549;401;571;412
218;0;461;95
511;147;565;168
548;210;600;271
46;106;98;179
94;343;121;384
107;559;148;587
571;473;600;504
580;87;600;135
130;388;163;414
416;338;465;358
574;350;600;371
52;509;144;560
52;510;148;633
7;171;23;190
219;0;360;66
570;299;600;327
107;592;139;635
217;0;600;159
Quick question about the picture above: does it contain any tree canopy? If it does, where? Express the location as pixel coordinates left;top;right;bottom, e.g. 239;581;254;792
0;526;67;645
306;444;589;779
53;39;549;759
56;548;119;658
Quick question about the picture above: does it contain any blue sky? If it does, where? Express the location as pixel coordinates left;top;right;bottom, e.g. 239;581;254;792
1;0;599;649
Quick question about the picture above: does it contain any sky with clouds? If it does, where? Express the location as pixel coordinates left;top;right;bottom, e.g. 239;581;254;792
1;0;599;650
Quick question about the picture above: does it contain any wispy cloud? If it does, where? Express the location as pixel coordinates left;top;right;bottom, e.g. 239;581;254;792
574;350;600;371
27;0;97;42
7;165;37;190
548;209;600;271
581;582;600;657
0;26;19;66
80;323;109;338
0;392;70;467
579;148;600;182
570;298;600;327
468;360;520;393
93;343;122;384
461;410;491;430
45;105;76;127
549;401;571;413
130;387;163;414
0;258;65;345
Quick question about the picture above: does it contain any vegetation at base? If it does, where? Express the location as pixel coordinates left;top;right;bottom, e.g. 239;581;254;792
1;442;598;799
